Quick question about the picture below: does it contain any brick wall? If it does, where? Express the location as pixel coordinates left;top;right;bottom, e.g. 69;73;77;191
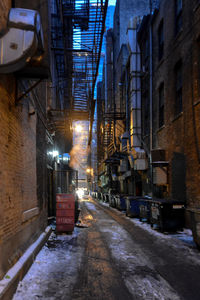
0;0;11;34
151;0;200;206
0;74;40;278
0;0;51;279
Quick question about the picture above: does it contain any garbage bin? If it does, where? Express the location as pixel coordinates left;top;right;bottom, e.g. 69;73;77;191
103;193;109;203
116;194;127;211
109;194;117;208
149;198;185;232
97;192;102;201
125;196;146;218
139;197;151;222
56;193;75;233
187;208;200;248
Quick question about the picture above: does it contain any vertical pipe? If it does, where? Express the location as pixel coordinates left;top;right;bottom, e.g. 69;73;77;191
112;31;117;149
149;0;153;195
125;69;129;132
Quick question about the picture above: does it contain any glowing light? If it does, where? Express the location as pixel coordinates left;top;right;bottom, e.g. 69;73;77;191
48;151;59;157
86;168;93;176
75;125;83;132
52;151;59;157
76;188;84;198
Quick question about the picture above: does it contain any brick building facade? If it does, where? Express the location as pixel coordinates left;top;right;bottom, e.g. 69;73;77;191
0;0;53;279
97;0;200;237
97;0;153;194
139;0;200;219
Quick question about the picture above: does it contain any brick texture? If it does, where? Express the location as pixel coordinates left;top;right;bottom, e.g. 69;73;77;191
140;0;200;207
0;74;42;278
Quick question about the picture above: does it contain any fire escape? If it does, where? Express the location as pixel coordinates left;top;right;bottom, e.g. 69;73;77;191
49;0;108;152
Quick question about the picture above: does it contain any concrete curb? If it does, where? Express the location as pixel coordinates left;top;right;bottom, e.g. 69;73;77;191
0;226;52;300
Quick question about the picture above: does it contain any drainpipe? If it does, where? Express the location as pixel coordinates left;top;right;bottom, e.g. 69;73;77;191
112;31;117;150
127;16;143;196
149;0;153;195
125;69;129;132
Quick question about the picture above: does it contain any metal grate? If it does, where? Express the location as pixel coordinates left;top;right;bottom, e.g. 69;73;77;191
51;0;108;127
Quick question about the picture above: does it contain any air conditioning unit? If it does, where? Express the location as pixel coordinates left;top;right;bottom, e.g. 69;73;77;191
153;167;167;185
129;148;148;170
135;158;148;170
0;8;44;74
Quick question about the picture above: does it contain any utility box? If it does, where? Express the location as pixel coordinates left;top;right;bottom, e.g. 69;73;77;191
56;194;75;233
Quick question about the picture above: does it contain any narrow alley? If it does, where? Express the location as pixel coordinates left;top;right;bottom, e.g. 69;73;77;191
1;0;200;299
13;196;200;300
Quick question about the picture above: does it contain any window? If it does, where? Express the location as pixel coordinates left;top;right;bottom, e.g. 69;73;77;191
175;61;183;115
159;83;164;127
175;0;182;35
158;20;164;61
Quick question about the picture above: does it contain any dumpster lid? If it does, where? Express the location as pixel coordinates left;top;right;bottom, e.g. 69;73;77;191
148;198;185;205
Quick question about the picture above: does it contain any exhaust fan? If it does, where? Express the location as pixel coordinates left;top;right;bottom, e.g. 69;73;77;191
0;8;44;73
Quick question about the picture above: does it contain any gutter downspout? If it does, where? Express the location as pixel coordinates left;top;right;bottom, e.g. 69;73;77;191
112;31;117;150
149;0;153;195
127;16;144;196
125;69;129;133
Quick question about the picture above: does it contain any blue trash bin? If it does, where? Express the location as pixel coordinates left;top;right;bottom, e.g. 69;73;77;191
125;196;140;217
116;194;127;211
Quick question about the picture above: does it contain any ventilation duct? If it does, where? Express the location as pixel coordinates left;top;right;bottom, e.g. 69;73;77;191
0;8;44;74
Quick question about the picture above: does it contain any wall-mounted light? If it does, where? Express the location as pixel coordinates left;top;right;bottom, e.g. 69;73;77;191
48;150;59;157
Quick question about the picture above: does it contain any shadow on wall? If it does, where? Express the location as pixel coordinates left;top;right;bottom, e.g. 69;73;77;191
171;152;186;201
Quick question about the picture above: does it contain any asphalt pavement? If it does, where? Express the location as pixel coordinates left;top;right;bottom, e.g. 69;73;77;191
11;197;200;300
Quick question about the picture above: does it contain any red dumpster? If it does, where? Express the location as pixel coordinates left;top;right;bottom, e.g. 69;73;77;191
56;193;75;233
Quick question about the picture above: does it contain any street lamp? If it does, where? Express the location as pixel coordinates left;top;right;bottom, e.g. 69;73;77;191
86;168;93;176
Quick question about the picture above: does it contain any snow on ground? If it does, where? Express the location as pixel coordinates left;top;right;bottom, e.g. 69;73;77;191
100;201;110;207
13;228;84;300
98;200;197;246
125;214;200;266
96;212;181;299
86;199;200;299
13;199;200;300
83;201;97;211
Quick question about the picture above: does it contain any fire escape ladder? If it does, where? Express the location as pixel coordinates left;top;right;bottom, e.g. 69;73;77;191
50;0;108;143
103;120;113;147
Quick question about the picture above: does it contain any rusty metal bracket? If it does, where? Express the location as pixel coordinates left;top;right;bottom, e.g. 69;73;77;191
15;78;43;104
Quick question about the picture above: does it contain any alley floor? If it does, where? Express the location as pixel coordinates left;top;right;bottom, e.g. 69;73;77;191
13;196;200;300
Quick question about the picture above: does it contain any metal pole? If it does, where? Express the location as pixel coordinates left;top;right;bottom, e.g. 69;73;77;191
149;0;153;196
